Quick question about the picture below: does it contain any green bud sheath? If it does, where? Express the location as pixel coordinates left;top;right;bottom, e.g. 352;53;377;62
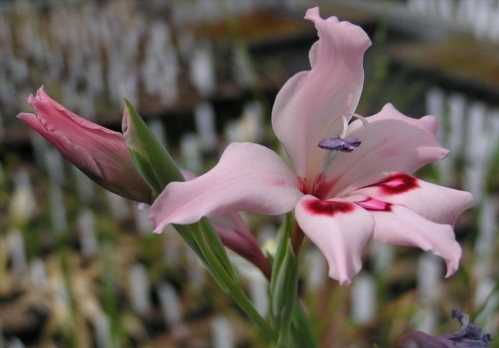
122;99;184;196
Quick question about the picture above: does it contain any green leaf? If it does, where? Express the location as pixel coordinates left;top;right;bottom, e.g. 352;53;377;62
173;224;204;261
198;218;238;280
272;242;298;331
129;149;163;194
270;214;299;345
472;282;499;324
123;99;183;195
270;214;294;293
192;221;273;340
122;102;273;341
290;302;318;348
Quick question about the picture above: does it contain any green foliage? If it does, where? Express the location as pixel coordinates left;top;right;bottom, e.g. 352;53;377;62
270;214;316;348
123;99;183;197
472;282;499;325
123;101;274;342
289;302;318;348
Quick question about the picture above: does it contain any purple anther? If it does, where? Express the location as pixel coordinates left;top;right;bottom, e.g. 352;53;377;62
318;137;361;152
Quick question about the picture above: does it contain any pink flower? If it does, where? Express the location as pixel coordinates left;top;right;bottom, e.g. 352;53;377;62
18;87;153;203
150;7;473;284
18;90;269;275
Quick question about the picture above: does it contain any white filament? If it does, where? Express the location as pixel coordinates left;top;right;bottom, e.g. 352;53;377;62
352;113;368;127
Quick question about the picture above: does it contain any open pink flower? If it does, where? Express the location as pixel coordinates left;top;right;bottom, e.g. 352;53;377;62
150;7;473;284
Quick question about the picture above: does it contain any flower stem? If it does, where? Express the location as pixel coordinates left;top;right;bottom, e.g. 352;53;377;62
191;219;274;341
291;223;305;254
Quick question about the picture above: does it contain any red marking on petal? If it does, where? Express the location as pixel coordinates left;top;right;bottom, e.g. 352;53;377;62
356;197;392;212
369;173;419;195
298;177;309;194
298;174;336;199
305;199;355;216
312;174;336;200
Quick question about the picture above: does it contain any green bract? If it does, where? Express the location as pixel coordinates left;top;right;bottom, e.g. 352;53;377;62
123;99;183;196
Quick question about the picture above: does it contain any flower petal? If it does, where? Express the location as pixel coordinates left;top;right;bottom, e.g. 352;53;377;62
354;173;474;225
271;7;370;180
150;142;302;232
175;168;270;276
418;115;440;136
295;195;374;284
324;103;448;197
366;204;461;277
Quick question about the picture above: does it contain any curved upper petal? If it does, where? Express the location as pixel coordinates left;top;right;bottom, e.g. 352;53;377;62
365;203;461;277
323;104;448;197
150;142;302;232
353;173;474;225
295;195;374;284
271;7;370;180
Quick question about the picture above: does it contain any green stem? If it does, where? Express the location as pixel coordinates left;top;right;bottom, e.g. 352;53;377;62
123;101;273;340
228;286;274;340
174;224;205;262
290;301;318;348
269;214;318;347
191;220;274;341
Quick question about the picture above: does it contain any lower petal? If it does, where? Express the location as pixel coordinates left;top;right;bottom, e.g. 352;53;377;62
367;204;461;277
354;173;473;225
150;142;302;232
295;195;374;284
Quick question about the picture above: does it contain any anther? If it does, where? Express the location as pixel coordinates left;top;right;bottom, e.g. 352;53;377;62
318;137;361;152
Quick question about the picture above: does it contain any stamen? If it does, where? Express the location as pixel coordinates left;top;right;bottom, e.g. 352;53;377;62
352;113;368;127
318;137;361;152
340;116;349;138
319;113;365;172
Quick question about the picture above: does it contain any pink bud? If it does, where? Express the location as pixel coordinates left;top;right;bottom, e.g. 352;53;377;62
210;213;271;279
18;87;152;203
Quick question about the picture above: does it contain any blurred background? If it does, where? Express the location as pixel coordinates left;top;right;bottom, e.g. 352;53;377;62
0;0;498;347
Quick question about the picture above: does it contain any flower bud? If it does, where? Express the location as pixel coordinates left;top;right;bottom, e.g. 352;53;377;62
18;88;153;203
